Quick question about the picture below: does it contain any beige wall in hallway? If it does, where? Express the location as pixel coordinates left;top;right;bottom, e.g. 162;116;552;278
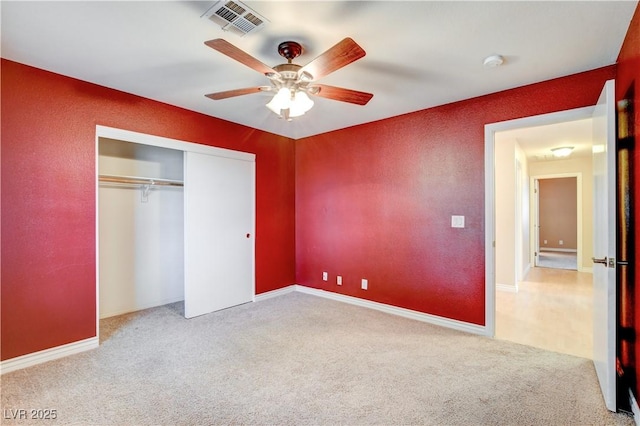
495;136;529;289
529;157;593;270
539;177;578;250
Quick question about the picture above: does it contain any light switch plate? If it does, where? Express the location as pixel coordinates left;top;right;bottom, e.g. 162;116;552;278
451;215;465;228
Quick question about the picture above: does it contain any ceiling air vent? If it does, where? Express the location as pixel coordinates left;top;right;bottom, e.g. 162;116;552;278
202;1;269;37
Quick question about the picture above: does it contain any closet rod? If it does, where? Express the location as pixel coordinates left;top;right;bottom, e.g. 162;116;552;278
98;174;184;187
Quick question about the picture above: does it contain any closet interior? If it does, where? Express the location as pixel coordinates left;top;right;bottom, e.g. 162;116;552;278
97;133;256;321
99;138;185;318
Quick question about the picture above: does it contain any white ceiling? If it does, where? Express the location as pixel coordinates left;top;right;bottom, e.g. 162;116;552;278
496;117;594;163
1;1;637;140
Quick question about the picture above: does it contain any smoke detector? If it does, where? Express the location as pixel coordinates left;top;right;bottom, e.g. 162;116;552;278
202;1;269;37
483;54;504;68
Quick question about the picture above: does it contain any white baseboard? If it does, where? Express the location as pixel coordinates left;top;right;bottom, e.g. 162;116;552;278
291;285;486;336
254;285;297;302
496;283;518;293
0;337;98;375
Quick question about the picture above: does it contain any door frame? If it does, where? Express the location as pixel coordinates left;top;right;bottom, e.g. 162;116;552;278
530;173;584;272
533;178;540;267
515;159;524;282
484;105;594;337
95;125;256;339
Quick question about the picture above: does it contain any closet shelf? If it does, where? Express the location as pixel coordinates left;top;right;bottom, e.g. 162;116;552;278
99;174;184;187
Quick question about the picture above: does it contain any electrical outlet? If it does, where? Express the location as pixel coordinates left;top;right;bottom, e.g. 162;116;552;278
337;275;342;285
361;279;368;290
544;239;547;244
322;272;328;281
559;240;564;245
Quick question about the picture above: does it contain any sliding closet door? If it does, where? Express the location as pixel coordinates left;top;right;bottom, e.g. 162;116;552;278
184;151;255;318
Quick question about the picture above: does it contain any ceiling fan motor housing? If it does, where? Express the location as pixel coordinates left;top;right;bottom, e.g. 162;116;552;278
277;41;303;62
269;63;313;97
273;63;303;80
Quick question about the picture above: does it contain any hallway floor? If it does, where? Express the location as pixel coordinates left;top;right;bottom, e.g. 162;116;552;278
537;250;578;270
495;266;593;359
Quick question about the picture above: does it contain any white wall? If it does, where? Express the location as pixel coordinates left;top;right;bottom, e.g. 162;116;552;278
495;137;517;289
98;139;184;318
516;145;531;281
495;136;531;290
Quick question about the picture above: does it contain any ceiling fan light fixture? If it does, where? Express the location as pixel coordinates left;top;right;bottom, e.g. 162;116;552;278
289;91;314;117
266;87;291;114
551;146;574;158
266;88;314;119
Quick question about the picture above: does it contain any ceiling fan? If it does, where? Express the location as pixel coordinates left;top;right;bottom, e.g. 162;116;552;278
204;37;373;121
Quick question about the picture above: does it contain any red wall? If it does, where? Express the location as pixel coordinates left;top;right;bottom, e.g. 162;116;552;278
616;2;640;405
0;37;627;361
1;59;296;361
295;65;616;325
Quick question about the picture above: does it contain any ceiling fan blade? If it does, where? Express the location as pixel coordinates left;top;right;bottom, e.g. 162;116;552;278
205;87;265;100
300;38;366;80
204;39;278;76
310;84;373;105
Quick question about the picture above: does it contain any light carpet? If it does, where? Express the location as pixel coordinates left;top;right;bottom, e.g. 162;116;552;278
1;292;633;425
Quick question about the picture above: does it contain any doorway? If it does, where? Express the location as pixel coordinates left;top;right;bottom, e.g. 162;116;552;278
484;106;594;337
494;124;592;358
533;175;581;271
486;80;617;411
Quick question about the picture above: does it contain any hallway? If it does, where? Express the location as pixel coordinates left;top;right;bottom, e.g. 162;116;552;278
495;267;593;359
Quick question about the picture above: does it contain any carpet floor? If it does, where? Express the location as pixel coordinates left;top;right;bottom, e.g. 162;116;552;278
1;292;633;425
538;251;578;270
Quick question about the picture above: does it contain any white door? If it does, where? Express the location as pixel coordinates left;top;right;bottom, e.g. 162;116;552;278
184;151;255;318
592;79;616;412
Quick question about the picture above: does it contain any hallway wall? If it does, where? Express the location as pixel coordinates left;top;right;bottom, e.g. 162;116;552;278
529;157;593;270
538;177;578;251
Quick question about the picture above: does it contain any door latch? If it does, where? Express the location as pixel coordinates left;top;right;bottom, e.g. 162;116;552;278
593;256;616;268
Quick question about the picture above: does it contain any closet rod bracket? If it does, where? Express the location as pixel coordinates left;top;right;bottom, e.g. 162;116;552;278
141;183;152;203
